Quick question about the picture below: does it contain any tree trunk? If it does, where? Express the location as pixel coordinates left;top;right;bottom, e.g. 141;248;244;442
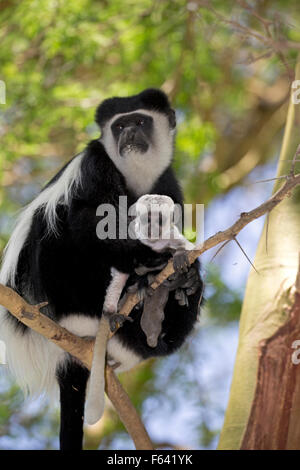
218;62;300;450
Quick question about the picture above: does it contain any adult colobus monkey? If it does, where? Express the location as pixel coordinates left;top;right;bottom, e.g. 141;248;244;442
0;89;203;450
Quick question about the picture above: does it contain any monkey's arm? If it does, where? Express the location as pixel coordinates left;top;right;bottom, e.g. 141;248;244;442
68;202;166;273
102;269;131;332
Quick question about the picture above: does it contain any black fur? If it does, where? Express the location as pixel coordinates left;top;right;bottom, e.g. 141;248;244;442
56;360;89;450
95;88;173;129
7;89;203;450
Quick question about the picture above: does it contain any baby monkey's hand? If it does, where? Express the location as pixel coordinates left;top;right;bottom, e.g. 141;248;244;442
173;249;190;274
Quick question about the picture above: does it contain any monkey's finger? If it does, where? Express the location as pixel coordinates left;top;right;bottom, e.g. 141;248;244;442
109;313;133;332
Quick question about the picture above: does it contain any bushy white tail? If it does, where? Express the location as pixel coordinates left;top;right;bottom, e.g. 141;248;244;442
85;317;110;425
0;306;64;397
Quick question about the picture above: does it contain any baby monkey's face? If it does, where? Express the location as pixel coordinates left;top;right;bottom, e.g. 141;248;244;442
136;195;174;241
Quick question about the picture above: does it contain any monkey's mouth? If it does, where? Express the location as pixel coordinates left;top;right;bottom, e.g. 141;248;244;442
119;141;149;157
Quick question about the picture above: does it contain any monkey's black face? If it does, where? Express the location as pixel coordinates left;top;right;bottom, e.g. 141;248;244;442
111;113;153;157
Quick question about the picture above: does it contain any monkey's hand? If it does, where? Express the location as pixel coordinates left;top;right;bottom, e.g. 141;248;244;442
133;255;169;297
103;310;133;333
173;249;190;274
163;263;202;307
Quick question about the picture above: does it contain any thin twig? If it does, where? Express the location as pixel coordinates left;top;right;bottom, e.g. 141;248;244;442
209;239;231;263
253;175;287;184
233;236;259;274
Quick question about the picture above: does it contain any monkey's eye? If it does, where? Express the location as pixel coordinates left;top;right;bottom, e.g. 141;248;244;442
137;119;145;126
117;124;124;131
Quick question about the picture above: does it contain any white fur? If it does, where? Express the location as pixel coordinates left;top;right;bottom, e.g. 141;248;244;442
0;306;65;397
103;268;129;313
0;313;99;397
107;336;141;372
59;314;99;337
84;317;109;425
0;152;84;288
101;110;174;196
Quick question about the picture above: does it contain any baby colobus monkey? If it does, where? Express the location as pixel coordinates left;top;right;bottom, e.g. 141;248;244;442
133;193;194;260
85;194;194;425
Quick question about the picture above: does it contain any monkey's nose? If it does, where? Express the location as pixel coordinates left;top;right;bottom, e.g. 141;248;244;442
126;128;136;143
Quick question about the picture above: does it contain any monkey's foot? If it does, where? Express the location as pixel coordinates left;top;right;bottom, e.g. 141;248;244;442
173;250;190;274
103;311;133;333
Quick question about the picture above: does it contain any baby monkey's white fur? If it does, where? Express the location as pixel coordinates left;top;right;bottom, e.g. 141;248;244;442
85;195;194;425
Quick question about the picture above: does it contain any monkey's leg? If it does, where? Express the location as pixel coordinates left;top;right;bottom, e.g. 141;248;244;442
56;360;89;450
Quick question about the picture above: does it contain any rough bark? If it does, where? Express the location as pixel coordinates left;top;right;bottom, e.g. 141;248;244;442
241;286;300;449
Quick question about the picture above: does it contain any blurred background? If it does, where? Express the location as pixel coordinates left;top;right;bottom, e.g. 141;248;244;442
0;0;299;450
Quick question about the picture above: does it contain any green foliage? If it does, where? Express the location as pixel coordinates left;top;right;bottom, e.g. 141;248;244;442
1;0;299;215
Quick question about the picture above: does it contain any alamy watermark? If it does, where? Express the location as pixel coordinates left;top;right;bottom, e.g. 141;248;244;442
95;196;204;244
